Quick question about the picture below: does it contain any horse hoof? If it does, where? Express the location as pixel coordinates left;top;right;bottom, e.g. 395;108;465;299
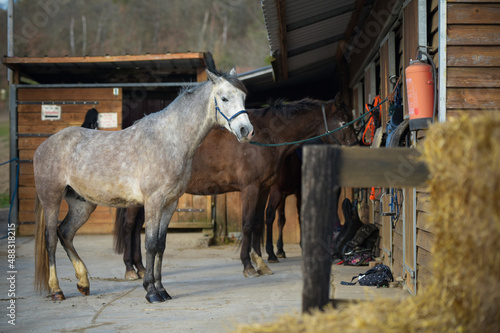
243;267;259;277
77;284;90;296
52;291;66;301
125;270;140;280
257;266;274;276
137;270;146;279
158;290;172;301
276;251;287;259
268;256;279;263
145;292;164;303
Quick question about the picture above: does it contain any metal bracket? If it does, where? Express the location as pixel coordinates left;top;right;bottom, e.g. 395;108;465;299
404;263;416;280
381;247;392;258
17;101;99;105
176;208;205;213
380;192;396;217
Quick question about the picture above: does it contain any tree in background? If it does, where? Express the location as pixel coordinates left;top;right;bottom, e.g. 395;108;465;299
1;0;269;67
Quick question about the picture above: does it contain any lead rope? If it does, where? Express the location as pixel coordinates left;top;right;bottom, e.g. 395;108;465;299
321;103;329;133
249;97;389;147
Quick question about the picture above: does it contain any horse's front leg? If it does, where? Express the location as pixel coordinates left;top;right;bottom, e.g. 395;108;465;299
250;188;273;276
142;200;177;303
153;201;177;301
240;185;260;277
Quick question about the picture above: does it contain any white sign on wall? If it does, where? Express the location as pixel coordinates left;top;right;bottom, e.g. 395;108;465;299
41;105;61;120
98;113;118;129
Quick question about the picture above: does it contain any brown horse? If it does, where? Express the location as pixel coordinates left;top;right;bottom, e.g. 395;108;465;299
264;149;342;262
114;94;358;279
264;151;302;262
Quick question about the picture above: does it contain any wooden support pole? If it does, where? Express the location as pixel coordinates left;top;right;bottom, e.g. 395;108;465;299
301;146;429;313
301;146;340;313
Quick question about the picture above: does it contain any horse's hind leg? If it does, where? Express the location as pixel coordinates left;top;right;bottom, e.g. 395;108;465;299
131;208;146;279
122;207;143;280
265;187;281;263
44;204;66;301
276;198;287;259
58;192;96;296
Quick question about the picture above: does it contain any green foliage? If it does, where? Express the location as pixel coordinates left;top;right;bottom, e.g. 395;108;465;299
0;121;9;139
0;192;9;208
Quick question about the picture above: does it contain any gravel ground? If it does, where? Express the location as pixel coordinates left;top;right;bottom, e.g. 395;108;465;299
0;232;408;333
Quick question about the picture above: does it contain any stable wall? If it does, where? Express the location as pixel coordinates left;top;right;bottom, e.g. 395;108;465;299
17;87;122;235
343;0;500;295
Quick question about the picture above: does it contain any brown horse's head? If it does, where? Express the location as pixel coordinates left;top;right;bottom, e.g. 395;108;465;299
323;93;358;146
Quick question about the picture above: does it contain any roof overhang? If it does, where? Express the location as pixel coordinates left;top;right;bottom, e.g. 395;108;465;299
2;52;215;85
261;0;374;83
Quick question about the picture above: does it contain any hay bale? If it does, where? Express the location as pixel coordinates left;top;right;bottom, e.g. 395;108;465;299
235;114;500;333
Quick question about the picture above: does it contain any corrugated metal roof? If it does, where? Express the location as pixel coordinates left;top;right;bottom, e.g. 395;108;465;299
261;0;374;81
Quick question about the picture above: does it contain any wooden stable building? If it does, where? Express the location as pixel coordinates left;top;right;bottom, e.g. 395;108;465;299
259;0;500;296
3;52;231;236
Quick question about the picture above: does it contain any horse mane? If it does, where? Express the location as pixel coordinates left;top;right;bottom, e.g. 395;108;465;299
210;69;248;95
259;98;321;117
179;69;248;96
131;69;247;127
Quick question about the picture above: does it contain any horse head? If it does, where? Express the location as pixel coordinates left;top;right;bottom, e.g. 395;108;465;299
323;92;358;146
207;69;254;142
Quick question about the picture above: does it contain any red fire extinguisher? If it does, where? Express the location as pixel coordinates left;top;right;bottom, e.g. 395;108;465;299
405;50;436;130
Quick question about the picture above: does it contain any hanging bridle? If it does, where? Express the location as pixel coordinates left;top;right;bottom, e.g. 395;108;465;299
322;102;343;146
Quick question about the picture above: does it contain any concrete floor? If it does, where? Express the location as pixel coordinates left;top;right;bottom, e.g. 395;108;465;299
0;209;408;332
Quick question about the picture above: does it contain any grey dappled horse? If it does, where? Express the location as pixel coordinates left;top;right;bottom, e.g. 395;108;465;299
33;69;254;303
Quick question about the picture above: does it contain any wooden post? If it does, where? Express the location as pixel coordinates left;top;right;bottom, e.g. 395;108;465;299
301;146;340;313
301;146;429;313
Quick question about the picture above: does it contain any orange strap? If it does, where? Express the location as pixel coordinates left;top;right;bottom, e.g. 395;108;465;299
362;96;381;145
369;187;381;200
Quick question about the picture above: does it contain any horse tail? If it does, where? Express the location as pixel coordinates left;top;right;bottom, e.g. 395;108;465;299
34;192;50;293
113;208;126;254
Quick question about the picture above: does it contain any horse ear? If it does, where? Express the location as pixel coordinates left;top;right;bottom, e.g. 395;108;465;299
206;70;220;84
334;92;343;107
229;68;237;77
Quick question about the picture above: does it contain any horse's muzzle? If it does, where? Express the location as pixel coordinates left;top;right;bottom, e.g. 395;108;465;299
238;124;254;142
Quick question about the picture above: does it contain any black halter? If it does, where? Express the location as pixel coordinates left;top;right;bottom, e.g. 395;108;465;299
214;97;248;130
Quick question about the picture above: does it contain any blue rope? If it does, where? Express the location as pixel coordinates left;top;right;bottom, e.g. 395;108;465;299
249;97;388;147
1;157;19;240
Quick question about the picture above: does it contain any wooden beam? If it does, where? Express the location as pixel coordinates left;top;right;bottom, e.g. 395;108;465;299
275;0;288;80
2;52;206;65
301;146;429;312
338;147;429;188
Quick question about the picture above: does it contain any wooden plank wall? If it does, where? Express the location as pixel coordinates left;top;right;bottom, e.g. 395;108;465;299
446;1;500;117
418;0;500;292
17;88;122;235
